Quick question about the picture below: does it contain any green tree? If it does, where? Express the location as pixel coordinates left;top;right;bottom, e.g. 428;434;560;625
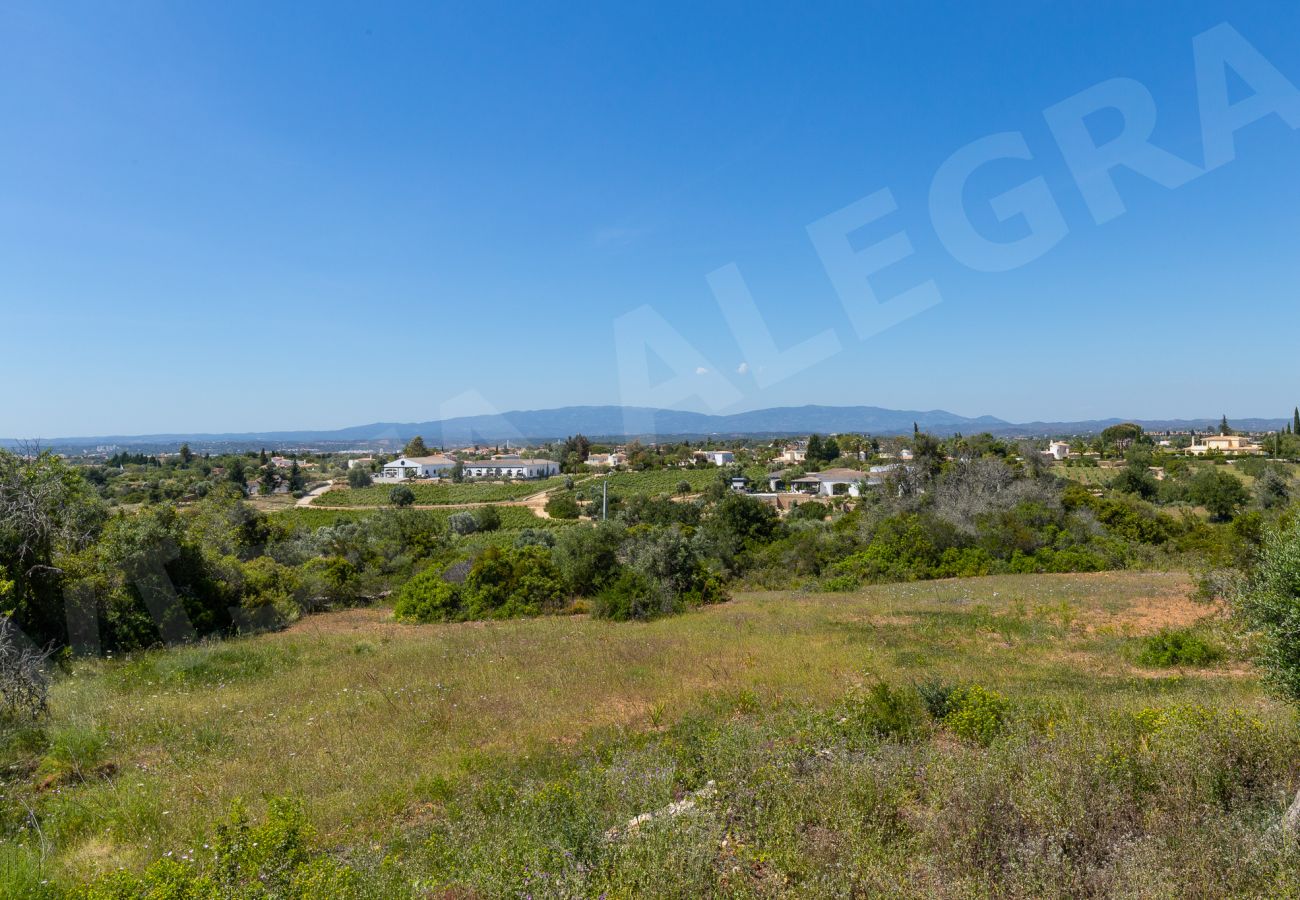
227;457;248;495
1187;468;1249;521
178;443;194;466
1220;415;1232;436
403;436;429;457
1111;464;1159;501
1255;468;1291;510
287;460;306;493
1232;518;1300;828
1294;407;1299;435
259;465;279;497
821;436;841;462
347;465;372;488
552;522;624;595
1100;423;1144;453
471;505;501;532
389;485;415;508
806;434;824;463
544;493;581;519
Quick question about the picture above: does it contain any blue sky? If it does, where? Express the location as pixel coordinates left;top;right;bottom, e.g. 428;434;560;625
2;2;1299;437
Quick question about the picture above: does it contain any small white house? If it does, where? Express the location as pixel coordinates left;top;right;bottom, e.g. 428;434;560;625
347;457;375;470
1042;441;1071;461
460;458;559;479
382;455;457;479
697;450;735;466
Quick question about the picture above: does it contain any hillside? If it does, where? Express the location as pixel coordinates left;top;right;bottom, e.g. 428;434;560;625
8;572;1299;897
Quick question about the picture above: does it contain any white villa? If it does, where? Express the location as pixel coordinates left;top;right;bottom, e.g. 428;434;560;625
1185;434;1263;456
586;452;626;469
777;446;807;464
696;450;735;466
788;467;871;497
1042;441;1071;461
461;458;560;479
382;455;457;479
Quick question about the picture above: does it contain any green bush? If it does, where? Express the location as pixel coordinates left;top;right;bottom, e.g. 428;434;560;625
544;493;581;519
461;546;565;619
943;684;1009;746
838;682;927;741
1137;628;1223;668
916;677;958;720
77;797;377;899
472;505;502;532
591;569;666;622
392;568;462;623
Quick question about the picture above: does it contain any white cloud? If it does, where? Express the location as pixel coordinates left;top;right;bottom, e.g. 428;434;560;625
737;362;749;375
695;366;709;375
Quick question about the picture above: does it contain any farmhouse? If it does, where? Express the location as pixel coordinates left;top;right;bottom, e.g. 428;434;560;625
461;458;560;479
382;455;457;479
1186;434;1263;456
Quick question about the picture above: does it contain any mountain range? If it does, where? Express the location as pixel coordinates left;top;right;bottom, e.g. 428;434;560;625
4;405;1292;452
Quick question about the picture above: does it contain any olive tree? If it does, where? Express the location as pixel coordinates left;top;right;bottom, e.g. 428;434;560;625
1233;517;1300;829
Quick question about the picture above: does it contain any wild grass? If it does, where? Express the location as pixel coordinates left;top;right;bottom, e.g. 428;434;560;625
4;571;1292;895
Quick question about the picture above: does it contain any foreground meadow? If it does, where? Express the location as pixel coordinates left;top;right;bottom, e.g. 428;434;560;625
7;571;1300;896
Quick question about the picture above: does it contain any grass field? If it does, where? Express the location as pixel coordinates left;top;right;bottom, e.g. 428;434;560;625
12;570;1300;895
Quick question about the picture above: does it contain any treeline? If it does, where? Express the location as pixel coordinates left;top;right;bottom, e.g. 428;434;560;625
1;433;1282;655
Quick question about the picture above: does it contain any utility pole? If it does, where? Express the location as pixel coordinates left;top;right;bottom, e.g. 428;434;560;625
602;477;608;521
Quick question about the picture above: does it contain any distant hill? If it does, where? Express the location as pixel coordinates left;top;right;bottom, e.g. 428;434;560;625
3;405;1291;452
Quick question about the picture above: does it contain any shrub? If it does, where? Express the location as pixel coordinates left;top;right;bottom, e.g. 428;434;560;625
552;522;624;596
1234;517;1300;700
545;493;581;519
787;500;828;522
916;677;958;720
839;682;927;741
347;466;372;488
943;684;1009;746
447;511;477;535
472;505;502;532
1137;628;1223;668
591;569;664;621
393;569;462;623
78;797;374;899
461;546;565;619
389;485;415;508
0;617;52;722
